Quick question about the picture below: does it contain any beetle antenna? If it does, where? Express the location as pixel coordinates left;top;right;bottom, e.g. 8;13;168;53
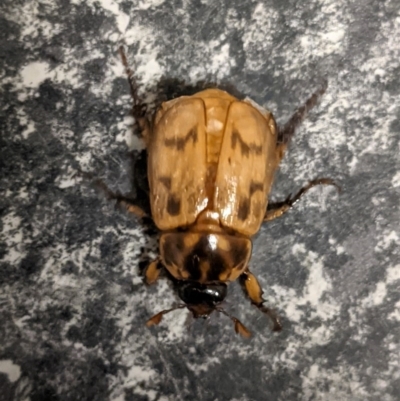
118;45;147;123
146;304;187;327
118;46;141;107
216;307;251;338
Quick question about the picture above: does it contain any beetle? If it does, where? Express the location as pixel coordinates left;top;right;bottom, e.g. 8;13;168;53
91;47;339;338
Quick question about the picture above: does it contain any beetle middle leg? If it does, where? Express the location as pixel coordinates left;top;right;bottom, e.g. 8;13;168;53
79;170;148;219
239;269;282;332
264;178;340;222
119;46;151;146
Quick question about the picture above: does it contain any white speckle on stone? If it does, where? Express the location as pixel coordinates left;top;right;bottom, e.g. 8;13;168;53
392;171;400;188
116;116;146;150
76;152;94;171
362;282;388;307
122;23;164;87
386;264;400;283
97;0;130;32
17;186;29;200
292;243;307;255
302;254;331;305
348;156;359;174
336;245;345;255
21;61;50;88
137;0;166;9
51;64;81;87
388;300;400;321
209;43;234;79
361;264;400;309
56;174;79;189
300;24;346;56
322;29;345;45
22;121;36;139
274;246;340;324
242;3;278;71
126;365;157;386
308;325;335;346
0;360;21;383
137;58;163;85
1;212;26;264
375;230;399;252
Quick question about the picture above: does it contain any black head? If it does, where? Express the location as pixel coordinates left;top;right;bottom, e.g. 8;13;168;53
177;281;227;318
146;281;251;337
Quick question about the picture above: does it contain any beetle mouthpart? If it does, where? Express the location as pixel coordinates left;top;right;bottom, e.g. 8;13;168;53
187;304;215;319
146;304;186;327
216;307;251;338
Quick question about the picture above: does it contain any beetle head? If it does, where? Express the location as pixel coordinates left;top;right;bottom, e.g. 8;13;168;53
146;281;251;338
177;281;227;318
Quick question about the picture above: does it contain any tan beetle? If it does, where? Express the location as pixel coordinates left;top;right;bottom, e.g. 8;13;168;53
93;47;339;338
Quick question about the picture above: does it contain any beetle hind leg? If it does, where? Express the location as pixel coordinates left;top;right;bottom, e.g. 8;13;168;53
119;46;150;145
264;178;340;222
277;80;328;163
239;269;282;332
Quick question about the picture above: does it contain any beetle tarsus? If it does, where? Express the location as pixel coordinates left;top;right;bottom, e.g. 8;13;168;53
265;177;340;221
239;270;282;332
259;304;282;332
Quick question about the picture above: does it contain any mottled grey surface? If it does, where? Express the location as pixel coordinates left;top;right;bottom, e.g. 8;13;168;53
1;0;400;400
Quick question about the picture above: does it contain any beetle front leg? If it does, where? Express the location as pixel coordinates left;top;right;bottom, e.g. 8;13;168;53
119;46;151;146
264;178;340;222
239;269;282;332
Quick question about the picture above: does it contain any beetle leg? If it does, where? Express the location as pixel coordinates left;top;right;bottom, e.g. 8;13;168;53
264;178;340;222
95;177;147;218
119;46;151;146
144;258;163;285
79;170;148;219
239;269;282;332
277;80;328;163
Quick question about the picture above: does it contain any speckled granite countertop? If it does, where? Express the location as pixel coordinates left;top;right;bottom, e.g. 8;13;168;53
1;1;400;400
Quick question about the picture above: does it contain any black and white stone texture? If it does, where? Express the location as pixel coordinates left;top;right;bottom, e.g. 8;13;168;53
1;0;399;400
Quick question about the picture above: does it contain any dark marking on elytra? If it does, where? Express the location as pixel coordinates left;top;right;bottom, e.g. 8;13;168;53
249;181;264;196
238;198;250;221
231;129;263;157
167;195;181;216
164;126;198;150
159;176;172;190
237;183;263;221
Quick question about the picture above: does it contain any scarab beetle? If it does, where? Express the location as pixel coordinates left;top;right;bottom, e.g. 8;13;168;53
92;47;339;337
